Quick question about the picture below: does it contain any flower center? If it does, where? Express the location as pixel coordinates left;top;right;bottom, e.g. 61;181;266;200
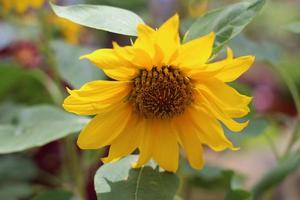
129;66;194;119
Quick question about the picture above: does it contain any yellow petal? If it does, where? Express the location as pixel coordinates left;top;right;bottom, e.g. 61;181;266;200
155;14;180;64
186;64;224;79
77;102;132;149
80;48;134;70
196;78;251;118
102;115;140;163
188;107;237;151
172;117;204;169
113;42;153;69
133;120;154;168
134;23;156;58
226;47;234;59
197;92;249;132
207;49;255;82
63;81;130;115
174;32;215;69
152;121;179;172
103;67;138;81
152;44;164;68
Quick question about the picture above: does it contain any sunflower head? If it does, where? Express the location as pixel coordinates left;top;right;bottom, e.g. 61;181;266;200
63;14;255;172
129;66;194;119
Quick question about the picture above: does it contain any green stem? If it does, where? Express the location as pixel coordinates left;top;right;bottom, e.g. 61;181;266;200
38;168;73;191
273;65;300;157
38;9;61;88
274;66;300;114
283;122;300;157
33;69;64;105
65;136;87;200
264;132;280;160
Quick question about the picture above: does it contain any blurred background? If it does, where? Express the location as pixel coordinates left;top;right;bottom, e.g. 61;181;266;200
0;0;300;200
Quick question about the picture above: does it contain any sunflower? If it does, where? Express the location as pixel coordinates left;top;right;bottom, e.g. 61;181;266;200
63;14;254;172
0;0;45;14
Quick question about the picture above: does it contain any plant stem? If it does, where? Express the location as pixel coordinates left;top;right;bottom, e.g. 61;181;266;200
38;9;62;89
283;121;300;157
273;65;300;157
65;136;87;200
33;69;64;105
265;132;280;160
38;168;73;191
274;66;300;114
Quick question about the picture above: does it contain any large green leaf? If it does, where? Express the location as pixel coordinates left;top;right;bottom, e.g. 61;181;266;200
0;183;32;200
0;105;89;154
94;155;179;200
184;0;266;52
0;102;24;124
229;35;282;65
0;156;37;183
51;40;106;89
50;3;144;36
0;64;53;104
180;160;252;197
0;156;38;199
252;151;300;199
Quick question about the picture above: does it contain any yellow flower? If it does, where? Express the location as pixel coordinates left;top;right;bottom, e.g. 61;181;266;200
63;14;254;172
50;15;82;44
0;0;45;14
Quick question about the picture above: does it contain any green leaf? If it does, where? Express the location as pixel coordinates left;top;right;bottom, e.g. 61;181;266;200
229;35;282;65
179;159;235;190
51;40;106;88
0;156;37;183
50;3;144;36
32;189;75;200
0;64;53;104
184;0;266;52
281;57;300;86
0;105;89;154
0;183;32;200
94;155;179;200
0;102;24;124
252;151;300;199
224;189;252;200
286;21;300;34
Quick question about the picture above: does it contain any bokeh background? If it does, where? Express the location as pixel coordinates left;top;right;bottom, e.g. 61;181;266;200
0;0;300;200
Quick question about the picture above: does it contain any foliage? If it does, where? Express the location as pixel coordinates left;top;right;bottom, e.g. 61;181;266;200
50;3;144;36
94;156;179;200
51;40;106;89
252;151;300;198
184;0;266;52
0;105;89;153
